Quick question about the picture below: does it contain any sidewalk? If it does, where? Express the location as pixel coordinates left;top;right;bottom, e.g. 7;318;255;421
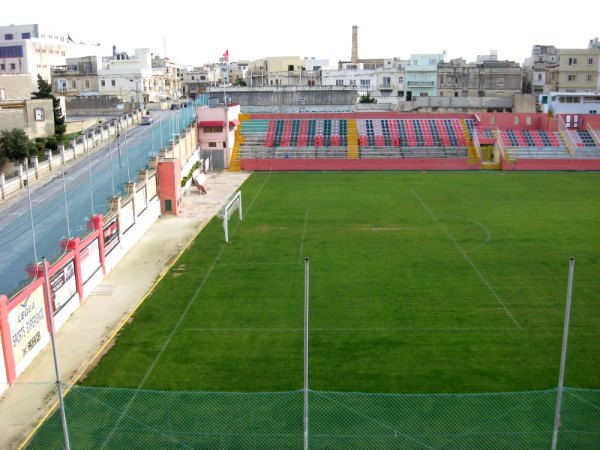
0;170;251;449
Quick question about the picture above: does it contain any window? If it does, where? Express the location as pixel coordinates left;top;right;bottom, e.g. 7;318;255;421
382;76;390;86
360;79;370;86
587;74;593;82
568;74;576;82
71;81;76;88
4;34;13;40
288;65;294;71
0;45;24;58
398;76;403;84
497;77;504;85
111;80;116;86
85;80;90;88
22;32;31;39
101;80;105;87
513;116;520;125
203;126;223;133
10;63;15;70
397;90;404;97
568;57;578;65
429;59;437;65
526;116;532;125
0;64;4;70
34;108;45;121
208;142;217;148
536;73;542;81
588;57;594;65
67;64;77;71
335;79;344;86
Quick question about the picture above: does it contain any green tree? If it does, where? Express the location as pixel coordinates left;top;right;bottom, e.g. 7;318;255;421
359;92;377;104
0;128;36;163
234;79;247;86
31;74;66;138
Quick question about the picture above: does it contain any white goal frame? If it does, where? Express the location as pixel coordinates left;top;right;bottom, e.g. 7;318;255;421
222;191;242;243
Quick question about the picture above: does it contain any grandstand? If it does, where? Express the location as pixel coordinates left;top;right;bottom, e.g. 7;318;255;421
234;112;600;171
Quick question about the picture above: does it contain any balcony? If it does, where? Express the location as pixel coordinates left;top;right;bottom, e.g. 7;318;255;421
406;80;435;87
379;84;393;91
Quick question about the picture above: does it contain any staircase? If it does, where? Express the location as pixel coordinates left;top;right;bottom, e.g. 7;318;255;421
229;115;249;172
347;119;359;159
460;119;480;164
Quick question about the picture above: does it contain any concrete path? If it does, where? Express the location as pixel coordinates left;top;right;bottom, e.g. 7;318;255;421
0;171;251;449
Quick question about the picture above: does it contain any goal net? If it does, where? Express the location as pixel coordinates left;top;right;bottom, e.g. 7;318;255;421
218;191;242;242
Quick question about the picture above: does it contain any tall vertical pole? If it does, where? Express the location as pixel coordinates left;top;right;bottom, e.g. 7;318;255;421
25;159;38;264
86;133;95;215
124;133;131;182
108;129;115;198
41;257;71;450
551;257;575;450
59;146;71;238
303;256;310;450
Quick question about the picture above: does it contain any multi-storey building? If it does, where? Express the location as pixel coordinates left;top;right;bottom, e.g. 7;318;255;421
375;58;407;102
98;47;162;104
247;57;316;87
556;48;600;93
152;55;182;100
437;58;522;98
322;62;374;94
181;66;212;98
0;24;67;98
51;55;101;96
528;45;559;95
405;54;445;99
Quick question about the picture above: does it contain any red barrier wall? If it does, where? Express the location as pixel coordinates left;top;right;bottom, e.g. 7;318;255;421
477;113;549;130
241;158;481;171
502;159;600;171
250;112;476;120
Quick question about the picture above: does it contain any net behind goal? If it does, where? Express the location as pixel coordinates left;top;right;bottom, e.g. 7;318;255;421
217;191;242;242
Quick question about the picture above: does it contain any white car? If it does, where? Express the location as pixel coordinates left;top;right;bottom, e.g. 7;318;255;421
141;115;153;125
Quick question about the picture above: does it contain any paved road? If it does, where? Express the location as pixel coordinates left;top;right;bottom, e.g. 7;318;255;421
0;171;250;449
0;105;197;297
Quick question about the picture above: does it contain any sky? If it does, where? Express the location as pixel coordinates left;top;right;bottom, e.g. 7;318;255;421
5;0;600;67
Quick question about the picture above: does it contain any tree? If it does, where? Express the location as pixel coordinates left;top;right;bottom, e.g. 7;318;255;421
0;128;36;163
32;74;66;138
359;92;377;104
234;79;247;87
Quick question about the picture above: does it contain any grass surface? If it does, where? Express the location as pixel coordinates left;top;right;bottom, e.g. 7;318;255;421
81;171;600;394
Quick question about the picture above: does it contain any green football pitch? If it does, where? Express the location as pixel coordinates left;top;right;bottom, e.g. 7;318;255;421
82;171;600;394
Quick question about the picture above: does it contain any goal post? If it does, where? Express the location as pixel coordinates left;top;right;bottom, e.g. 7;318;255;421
222;191;242;243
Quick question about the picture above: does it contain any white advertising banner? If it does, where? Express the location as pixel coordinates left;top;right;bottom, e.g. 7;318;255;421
147;175;157;201
50;259;77;315
134;186;147;217
9;286;47;367
120;200;135;234
80;237;101;283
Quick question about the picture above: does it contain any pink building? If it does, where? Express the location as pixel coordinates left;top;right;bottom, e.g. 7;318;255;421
197;104;240;170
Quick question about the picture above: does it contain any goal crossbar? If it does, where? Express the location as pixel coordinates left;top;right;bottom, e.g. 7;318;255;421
222;191;242;243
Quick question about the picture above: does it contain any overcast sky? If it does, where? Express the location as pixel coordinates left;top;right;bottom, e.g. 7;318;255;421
5;0;600;67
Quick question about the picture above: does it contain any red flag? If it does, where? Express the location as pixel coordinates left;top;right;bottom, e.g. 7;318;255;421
223;50;229;63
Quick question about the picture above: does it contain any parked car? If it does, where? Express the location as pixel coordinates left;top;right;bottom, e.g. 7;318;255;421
141;115;153;125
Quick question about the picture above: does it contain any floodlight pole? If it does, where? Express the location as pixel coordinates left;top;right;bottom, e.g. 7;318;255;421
42;257;71;450
551;257;575;450
303;256;310;450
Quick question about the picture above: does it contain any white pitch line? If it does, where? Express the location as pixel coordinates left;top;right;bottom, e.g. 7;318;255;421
410;188;521;329
100;171;272;449
299;206;309;259
185;327;514;333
